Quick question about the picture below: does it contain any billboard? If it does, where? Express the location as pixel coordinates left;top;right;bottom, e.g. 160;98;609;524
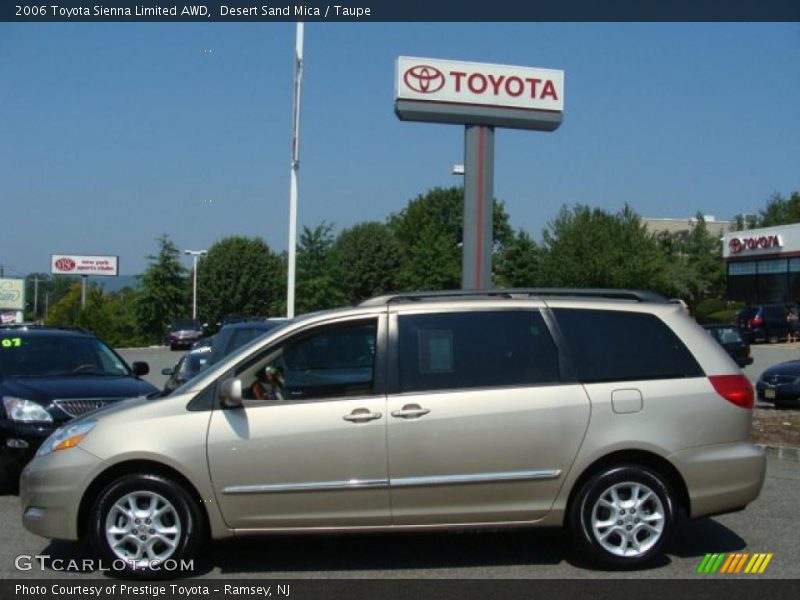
0;278;25;310
395;56;564;131
50;254;119;276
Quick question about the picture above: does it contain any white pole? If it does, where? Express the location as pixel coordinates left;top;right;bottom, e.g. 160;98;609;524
184;249;206;320
287;22;304;319
192;254;198;320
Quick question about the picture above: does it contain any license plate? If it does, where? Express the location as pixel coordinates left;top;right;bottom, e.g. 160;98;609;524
765;388;776;399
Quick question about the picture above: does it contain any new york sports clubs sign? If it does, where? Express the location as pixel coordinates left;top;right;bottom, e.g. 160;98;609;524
395;56;564;131
51;254;119;276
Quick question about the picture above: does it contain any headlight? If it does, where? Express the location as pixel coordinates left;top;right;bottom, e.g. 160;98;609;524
36;419;97;458
2;397;53;423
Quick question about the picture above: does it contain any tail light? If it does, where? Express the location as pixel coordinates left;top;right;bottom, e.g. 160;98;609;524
748;315;763;327
709;375;754;409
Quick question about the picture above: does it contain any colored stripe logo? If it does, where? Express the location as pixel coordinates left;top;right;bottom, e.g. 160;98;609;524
697;553;773;574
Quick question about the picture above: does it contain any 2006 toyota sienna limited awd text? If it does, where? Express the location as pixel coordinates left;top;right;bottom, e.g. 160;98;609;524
20;289;766;575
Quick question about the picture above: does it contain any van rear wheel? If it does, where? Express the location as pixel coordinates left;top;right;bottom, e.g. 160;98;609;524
89;473;203;578
569;464;675;569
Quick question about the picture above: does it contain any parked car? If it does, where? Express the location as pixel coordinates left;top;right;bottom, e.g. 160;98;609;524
20;289;764;575
703;324;753;368
160;350;210;395
207;318;289;366
734;304;796;344
756;360;800;407
167;319;205;350
0;326;157;490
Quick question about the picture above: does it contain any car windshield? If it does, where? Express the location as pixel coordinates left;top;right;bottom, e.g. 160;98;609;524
709;327;743;344
172;320;200;331
0;334;130;378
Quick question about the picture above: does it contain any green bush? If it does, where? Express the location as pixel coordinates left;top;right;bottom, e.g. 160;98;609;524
705;309;739;325
695;298;727;323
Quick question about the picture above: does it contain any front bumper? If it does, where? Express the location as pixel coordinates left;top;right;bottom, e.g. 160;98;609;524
755;382;800;406
670;441;766;518
0;418;57;477
20;446;105;541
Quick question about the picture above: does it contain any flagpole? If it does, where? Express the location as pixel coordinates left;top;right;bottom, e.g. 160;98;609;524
287;22;304;319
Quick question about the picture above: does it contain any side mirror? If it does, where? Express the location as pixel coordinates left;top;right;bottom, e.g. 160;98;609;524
161;367;174;376
220;377;243;408
132;362;150;377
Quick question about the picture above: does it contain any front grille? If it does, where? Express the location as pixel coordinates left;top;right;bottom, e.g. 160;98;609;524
762;375;797;386
53;398;115;418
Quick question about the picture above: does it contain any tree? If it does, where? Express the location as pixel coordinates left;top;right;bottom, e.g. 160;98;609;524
675;213;726;304
135;235;188;343
45;283;146;347
388;186;513;290
494;229;544;288
295;223;346;314
197;236;285;326
331;221;402;304
758;191;800;227
539;204;672;293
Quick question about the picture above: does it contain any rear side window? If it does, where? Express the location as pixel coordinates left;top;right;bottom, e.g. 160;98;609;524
398;310;560;393
553;309;703;383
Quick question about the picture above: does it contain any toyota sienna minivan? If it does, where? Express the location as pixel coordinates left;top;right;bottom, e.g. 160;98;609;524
20;289;765;575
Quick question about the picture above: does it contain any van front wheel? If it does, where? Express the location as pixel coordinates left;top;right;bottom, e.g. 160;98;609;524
89;473;203;577
569;464;675;569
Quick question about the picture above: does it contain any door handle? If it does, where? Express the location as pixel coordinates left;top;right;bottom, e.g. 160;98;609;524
391;404;431;419
343;408;382;423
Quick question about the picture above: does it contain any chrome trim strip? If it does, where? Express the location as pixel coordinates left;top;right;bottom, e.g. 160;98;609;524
223;469;561;495
223;478;388;495
390;469;562;488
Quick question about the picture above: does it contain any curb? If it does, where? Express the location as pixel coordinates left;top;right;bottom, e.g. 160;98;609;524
757;444;800;462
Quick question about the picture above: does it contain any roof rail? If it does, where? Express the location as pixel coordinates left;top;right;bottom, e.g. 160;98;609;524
359;288;669;307
0;323;91;333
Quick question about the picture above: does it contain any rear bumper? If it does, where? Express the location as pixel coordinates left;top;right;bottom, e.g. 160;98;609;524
669;442;766;518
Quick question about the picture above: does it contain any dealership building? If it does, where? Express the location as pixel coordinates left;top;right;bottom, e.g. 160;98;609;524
723;223;800;304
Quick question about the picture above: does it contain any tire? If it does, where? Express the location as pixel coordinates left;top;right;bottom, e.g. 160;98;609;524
170;343;178;351
89;473;204;578
569;464;675;569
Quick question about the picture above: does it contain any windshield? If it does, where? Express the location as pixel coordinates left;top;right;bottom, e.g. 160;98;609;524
709;327;743;344
171;319;201;331
0;334;130;378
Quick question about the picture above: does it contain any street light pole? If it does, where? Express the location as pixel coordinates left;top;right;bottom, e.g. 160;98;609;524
184;250;207;320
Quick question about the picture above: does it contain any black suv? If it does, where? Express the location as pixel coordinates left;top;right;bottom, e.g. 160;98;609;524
735;304;797;343
0;326;158;489
206;318;289;366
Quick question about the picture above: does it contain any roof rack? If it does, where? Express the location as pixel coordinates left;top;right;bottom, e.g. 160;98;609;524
359;288;669;307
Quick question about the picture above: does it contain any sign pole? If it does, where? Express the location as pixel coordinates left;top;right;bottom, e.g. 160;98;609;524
461;125;495;290
81;275;87;309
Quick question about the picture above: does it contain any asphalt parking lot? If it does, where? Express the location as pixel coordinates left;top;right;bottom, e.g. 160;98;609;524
0;344;797;580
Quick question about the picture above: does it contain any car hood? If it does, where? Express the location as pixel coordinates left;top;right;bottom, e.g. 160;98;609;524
0;376;157;404
760;360;800;379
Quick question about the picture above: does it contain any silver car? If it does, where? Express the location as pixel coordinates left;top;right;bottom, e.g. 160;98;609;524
20;289;765;575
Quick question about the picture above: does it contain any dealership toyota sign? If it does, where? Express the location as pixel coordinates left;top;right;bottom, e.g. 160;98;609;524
397;57;564;111
395;56;564;131
394;56;564;290
50;254;119;276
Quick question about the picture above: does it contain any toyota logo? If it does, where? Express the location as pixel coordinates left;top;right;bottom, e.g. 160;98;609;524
728;238;743;254
55;258;76;271
404;65;445;94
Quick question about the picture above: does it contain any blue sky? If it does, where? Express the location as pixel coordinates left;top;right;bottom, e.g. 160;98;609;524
1;22;798;276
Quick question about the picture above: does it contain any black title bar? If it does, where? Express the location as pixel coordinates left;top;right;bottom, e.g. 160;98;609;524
3;1;800;22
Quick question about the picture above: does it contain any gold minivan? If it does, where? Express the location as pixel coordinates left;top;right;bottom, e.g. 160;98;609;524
20;290;766;575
